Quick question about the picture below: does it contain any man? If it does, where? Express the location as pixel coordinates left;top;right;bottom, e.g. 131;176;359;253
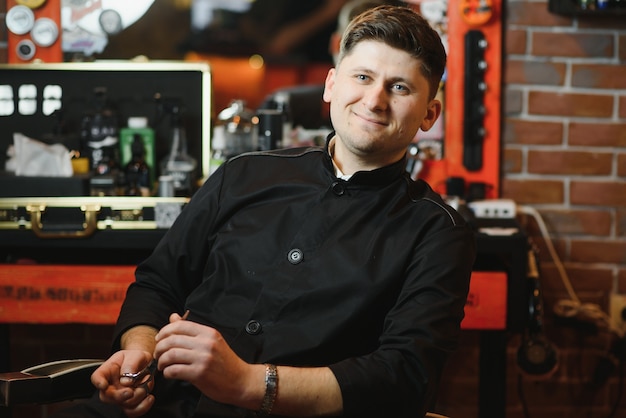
255;1;400;135
62;5;475;418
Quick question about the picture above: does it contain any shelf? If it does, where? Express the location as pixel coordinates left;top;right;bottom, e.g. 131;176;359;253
549;0;626;15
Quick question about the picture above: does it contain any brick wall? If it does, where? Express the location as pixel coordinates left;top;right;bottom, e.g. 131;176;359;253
487;0;625;417
2;1;626;417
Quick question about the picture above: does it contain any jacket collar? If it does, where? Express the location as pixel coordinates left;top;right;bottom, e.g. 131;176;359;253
324;132;408;186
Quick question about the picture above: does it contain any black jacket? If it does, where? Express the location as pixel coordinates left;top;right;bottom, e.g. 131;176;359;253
114;139;476;417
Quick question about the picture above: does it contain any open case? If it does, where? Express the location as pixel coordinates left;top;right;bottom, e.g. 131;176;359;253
0;61;212;263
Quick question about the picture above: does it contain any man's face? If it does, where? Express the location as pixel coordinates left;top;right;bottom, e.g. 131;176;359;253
323;40;441;173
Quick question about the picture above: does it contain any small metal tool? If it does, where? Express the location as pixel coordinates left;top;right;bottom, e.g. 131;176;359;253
121;358;157;390
120;310;190;390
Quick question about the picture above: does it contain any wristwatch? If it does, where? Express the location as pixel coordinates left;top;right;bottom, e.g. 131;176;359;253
31;17;59;47
257;364;278;417
6;5;35;35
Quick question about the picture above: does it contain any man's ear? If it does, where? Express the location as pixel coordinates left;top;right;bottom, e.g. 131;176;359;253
419;99;442;132
323;68;336;103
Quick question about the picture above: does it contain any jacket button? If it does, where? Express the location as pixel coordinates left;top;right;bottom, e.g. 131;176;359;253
245;320;262;335
331;181;345;196
287;248;303;264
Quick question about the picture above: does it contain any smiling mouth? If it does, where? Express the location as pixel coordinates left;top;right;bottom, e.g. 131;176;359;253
354;112;387;126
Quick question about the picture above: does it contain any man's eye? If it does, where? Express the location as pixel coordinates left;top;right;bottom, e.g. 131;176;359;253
392;84;409;94
356;74;369;81
393;84;408;91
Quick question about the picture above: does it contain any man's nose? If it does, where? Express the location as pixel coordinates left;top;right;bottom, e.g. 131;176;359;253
363;84;389;111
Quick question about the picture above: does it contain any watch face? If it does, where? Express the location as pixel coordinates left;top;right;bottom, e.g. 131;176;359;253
31;18;60;47
99;9;123;35
6;5;36;35
16;39;36;61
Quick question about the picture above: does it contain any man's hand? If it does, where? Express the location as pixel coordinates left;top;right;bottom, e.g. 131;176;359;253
91;349;156;417
154;313;263;410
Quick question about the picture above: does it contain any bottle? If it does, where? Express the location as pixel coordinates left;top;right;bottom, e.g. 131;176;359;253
273;91;293;147
256;109;282;151
80;87;120;195
119;117;156;186
216;100;257;158
124;134;151;196
210;122;227;176
159;105;197;196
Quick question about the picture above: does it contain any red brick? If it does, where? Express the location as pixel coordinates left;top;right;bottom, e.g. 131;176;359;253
570;240;626;264
557;345;613;380
503;148;522;173
505;60;566;86
531;32;614;58
528;150;613;175
507;2;573;27
504;119;563;145
528;91;613;118
618;208;626;237
545;288;608;321
505;29;527;55
572;64;626;89
618;154;626;177
569;122;626;147
620;35;626;62
501;179;564;204
520;230;567;261
620;96;626;119
538;209;612;236
571;181;626;206
505;88;524;114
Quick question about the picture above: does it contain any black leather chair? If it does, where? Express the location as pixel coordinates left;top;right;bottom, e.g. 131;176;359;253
1;359;450;417
1;359;103;407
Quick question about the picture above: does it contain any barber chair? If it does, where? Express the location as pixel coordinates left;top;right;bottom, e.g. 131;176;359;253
1;360;449;417
0;359;103;407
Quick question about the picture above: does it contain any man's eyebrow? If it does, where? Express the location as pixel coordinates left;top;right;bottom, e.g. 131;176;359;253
348;66;375;74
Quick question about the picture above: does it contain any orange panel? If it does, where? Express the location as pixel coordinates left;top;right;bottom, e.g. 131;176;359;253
421;0;502;198
7;0;63;63
0;264;135;324
461;271;508;330
0;265;507;329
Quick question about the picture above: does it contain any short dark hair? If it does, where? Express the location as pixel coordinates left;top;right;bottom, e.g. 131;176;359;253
338;5;447;100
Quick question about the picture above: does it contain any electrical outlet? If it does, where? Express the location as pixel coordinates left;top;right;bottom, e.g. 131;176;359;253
467;199;517;219
609;293;626;335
